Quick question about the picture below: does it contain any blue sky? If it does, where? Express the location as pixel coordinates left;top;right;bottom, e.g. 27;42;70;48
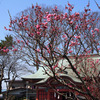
0;0;100;40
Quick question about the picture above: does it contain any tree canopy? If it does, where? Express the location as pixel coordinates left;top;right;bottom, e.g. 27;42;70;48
4;2;100;100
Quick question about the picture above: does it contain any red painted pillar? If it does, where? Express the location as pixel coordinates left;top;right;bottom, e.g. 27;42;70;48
36;90;38;100
47;89;50;100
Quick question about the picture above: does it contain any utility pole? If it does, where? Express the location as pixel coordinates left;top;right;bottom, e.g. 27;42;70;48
26;81;29;100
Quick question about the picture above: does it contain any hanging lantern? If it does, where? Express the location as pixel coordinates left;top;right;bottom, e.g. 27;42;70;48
65;93;67;99
65;95;67;99
54;92;56;97
58;95;60;99
69;92;71;97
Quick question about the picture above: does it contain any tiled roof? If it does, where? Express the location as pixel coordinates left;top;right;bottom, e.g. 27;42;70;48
22;54;100;84
22;67;48;79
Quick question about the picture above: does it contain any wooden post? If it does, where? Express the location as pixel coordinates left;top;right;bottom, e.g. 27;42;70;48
36;89;38;100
